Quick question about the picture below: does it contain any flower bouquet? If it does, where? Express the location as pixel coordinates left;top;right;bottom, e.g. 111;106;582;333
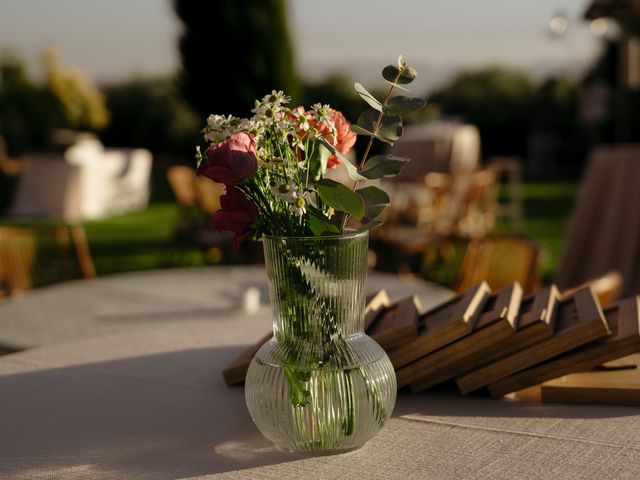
197;56;426;453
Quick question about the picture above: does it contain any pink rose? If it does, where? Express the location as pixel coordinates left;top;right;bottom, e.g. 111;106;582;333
327;110;357;169
198;132;258;185
212;186;258;251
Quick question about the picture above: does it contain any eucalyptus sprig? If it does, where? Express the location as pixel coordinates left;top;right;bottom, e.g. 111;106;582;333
316;55;427;233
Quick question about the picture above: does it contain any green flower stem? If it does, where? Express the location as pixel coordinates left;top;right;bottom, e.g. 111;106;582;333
340;69;402;233
270;246;388;444
305;141;317;190
242;182;287;235
358;69;402;169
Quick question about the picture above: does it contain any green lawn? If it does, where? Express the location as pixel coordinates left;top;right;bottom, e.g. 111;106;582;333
1;204;204;284
83;203;187;274
501;181;578;282
0;182;579;287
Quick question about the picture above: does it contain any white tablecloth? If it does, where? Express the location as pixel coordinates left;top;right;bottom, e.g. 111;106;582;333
2;320;640;479
2;268;640;479
0;267;452;350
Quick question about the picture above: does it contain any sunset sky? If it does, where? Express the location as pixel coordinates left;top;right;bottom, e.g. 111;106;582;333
0;0;602;93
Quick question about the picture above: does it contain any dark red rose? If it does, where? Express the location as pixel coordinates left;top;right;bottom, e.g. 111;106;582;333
212;186;258;250
198;132;258;185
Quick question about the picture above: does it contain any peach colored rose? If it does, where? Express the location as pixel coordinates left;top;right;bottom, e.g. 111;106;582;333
289;107;356;169
328;110;357;168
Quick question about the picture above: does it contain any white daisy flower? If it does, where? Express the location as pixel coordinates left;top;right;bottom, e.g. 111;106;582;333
289;190;309;217
260;90;291;107
311;103;333;121
203;114;247;143
251;91;291;125
271;181;297;203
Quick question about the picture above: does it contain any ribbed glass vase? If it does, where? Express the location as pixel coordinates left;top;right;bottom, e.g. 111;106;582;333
245;230;397;454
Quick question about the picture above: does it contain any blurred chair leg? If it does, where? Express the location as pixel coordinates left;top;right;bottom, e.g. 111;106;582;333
69;225;96;279
54;225;73;280
0;250;8;299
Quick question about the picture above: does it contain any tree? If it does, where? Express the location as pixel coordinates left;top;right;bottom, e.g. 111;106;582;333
0;56;58;155
430;68;535;158
100;77;200;157
174;0;299;119
42;47;110;131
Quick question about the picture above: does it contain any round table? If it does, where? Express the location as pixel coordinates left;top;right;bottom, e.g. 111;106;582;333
0;266;453;351
2;269;640;479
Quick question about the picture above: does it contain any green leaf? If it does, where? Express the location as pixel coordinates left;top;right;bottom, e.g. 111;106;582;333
399;66;417;84
382;65;400;83
359;154;410;179
349;124;394;144
379;115;403;141
382;80;409;92
340;156;367;181
307;209;340;236
356;109;403;142
318;142;329;178
308;141;330;181
356;109;379;132
354;82;383;112
354;220;383;233
316;136;366;181
382;64;416;85
283;365;311;407
384;96;427;116
357;186;390;219
316;179;365;220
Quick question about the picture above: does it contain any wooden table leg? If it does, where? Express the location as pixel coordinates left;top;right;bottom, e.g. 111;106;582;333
69;225;96;279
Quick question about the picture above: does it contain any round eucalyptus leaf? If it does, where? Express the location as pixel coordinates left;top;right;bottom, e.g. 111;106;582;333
359;154;410;179
354;82;383;112
356;109;402;142
382;65;400;83
384;96;427;116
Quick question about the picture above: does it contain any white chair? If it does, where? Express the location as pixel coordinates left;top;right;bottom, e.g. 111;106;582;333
387;121;481;181
9;154;83;222
65;137;152;220
11;136;153;221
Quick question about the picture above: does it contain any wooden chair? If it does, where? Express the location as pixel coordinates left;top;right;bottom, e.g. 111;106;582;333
416;169;497;240
53;224;96;280
561;270;623;307
166;166;201;265
194;175;225;215
416;172;453;234
165;166;230;265
454;235;540;294
0;227;37;297
167;166;198;208
456;169;497;239
0;225;95;298
167;165;225;215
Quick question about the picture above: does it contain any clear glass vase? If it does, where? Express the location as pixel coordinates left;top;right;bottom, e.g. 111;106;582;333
245;230;397;454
